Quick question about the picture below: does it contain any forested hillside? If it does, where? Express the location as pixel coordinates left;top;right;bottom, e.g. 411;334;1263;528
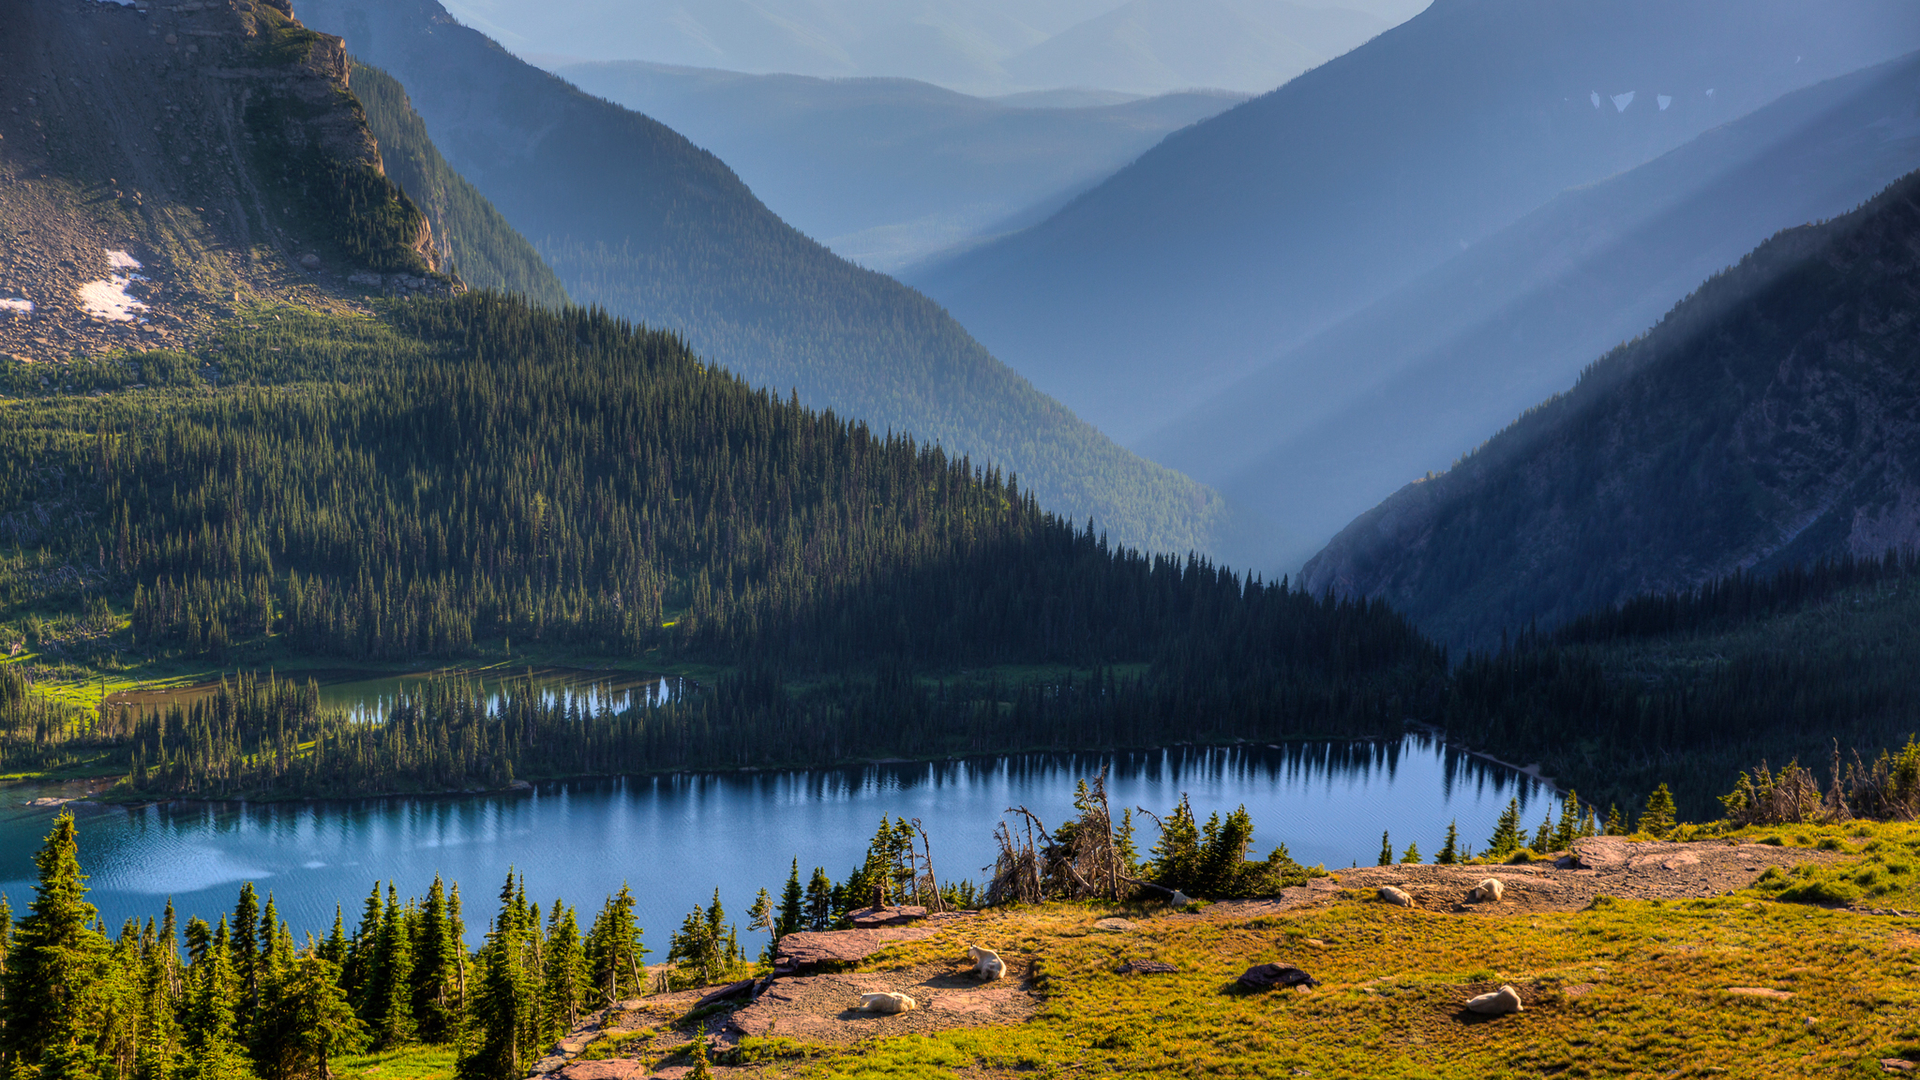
349;62;569;308
1443;553;1920;821
1304;170;1920;650
0;297;1432;799
295;0;1260;565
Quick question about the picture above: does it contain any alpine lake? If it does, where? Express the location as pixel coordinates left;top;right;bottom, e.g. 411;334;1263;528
2;668;1549;948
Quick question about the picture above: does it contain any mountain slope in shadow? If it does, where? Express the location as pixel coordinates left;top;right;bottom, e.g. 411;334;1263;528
298;0;1263;564
1302;169;1920;649
1146;52;1920;568
910;0;1920;447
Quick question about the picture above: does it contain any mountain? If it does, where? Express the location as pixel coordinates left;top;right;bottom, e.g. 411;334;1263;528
1301;170;1920;650
443;0;1416;96
1139;51;1920;569
0;0;441;366
349;61;570;307
1001;0;1388;96
298;0;1256;564
553;60;1242;271
909;0;1920;449
0;0;1431;792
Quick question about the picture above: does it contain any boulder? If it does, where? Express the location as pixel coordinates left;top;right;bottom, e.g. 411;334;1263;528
1092;918;1137;932
1378;885;1413;907
847;905;927;928
555;1061;648;1080
1569;836;1630;871
773;927;937;972
693;979;757;1010
1235;963;1319;992
297;253;321;270
1464;985;1524;1015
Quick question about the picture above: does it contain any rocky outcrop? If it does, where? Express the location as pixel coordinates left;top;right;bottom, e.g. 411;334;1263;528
0;0;441;364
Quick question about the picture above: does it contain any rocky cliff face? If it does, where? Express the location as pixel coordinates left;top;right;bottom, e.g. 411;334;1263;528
1301;170;1920;650
0;0;433;364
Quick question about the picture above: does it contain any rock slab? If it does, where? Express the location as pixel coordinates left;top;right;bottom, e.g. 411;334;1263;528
774;927;937;971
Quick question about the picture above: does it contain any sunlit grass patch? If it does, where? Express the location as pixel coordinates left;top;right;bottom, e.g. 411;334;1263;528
332;1045;458;1080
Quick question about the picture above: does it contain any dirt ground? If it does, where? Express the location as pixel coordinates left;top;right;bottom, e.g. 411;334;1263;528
720;959;1037;1047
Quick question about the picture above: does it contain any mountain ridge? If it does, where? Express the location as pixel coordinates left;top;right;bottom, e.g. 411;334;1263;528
1302;169;1920;649
299;0;1265;565
910;0;1920;448
1139;50;1920;568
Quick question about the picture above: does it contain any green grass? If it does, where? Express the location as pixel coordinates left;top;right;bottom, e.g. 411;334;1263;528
288;831;1920;1080
332;1046;459;1080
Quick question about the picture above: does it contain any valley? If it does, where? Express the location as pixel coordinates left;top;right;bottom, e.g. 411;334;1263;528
4;0;1920;1077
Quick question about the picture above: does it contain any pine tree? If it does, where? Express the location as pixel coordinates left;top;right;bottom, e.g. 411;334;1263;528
411;876;459;1043
776;861;804;938
1604;804;1627;836
1;810;114;1076
804;868;833;932
687;1036;713;1080
1549;791;1581;853
1436;821;1460;865
178;920;257;1080
1148;796;1202;890
319;907;347;967
542;903;587;1040
1487;798;1523;858
232;882;262;1042
1530;812;1553;855
344;883;384;1022
1377;831;1393;866
369;884;417;1047
746;888;775;962
1400;842;1421;864
1639;784;1678;839
667;891;735;988
456;874;536;1080
257;953;364;1080
583;885;647;1006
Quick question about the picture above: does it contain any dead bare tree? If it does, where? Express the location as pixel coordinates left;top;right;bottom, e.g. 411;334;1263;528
985;809;1048;905
910;816;944;912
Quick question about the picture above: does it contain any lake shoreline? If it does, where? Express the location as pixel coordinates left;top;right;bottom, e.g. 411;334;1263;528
14;728;1544;811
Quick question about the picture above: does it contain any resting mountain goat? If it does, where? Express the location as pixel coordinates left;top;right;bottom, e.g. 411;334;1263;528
1378;885;1413;907
968;945;1007;981
1465;984;1523;1015
1466;878;1505;903
858;991;919;1014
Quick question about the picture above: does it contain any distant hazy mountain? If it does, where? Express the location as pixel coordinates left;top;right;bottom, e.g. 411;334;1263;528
1142;52;1920;569
556;61;1242;271
1002;0;1387;96
909;0;1920;448
1302;169;1920;649
298;0;1263;565
443;0;1414;95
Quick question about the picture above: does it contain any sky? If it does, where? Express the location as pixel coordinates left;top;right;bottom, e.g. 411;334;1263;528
439;0;1434;96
